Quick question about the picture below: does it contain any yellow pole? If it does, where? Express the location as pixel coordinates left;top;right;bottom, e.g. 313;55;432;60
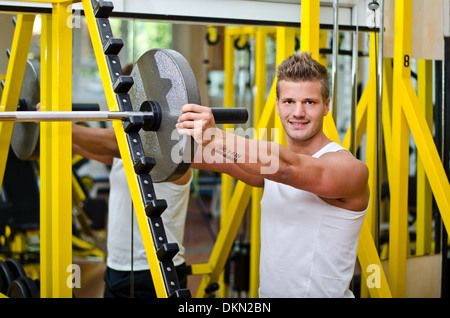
50;2;73;298
248;27;267;298
254;28;267;122
300;0;320;60
389;0;412;297
318;30;328;67
222;27;235;218
39;12;53;298
222;27;235;214
218;27;236;297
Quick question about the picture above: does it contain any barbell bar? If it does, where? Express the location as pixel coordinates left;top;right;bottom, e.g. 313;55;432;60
0;107;248;125
3;48;249;182
0;110;152;122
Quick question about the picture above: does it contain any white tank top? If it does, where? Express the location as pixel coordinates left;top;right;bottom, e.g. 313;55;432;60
107;158;191;270
259;142;367;297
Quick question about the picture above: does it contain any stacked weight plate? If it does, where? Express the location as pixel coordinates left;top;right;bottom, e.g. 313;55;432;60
0;258;39;298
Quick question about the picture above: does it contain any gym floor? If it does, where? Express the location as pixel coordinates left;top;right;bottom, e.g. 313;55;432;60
184;192;220;295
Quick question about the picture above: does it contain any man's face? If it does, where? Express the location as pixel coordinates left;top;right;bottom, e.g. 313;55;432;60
276;80;330;144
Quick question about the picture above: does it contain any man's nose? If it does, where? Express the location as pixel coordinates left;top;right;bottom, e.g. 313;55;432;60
292;102;306;117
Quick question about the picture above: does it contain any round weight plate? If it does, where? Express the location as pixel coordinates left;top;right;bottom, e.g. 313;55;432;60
0;274;5;295
10;59;40;160
33;278;40;298
7;278;31;298
21;276;39;298
0;260;15;293
129;49;200;183
5;258;27;279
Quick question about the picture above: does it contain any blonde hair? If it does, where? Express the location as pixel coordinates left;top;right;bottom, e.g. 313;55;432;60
276;52;330;102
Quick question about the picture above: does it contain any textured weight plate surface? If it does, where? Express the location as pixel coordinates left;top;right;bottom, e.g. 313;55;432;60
129;49;200;182
10;59;40;160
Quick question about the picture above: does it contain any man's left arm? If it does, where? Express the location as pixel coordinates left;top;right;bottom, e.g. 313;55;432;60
177;104;369;203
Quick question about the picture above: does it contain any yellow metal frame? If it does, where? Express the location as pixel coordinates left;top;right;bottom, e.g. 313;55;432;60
218;26;235;297
193;0;394;299
389;0;450;297
0;14;37;299
0;4;74;297
249;26;266;299
49;2;73;298
0;14;35;189
0;0;172;298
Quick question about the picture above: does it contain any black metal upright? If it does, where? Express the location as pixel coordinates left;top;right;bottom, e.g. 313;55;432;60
86;0;190;298
441;36;450;299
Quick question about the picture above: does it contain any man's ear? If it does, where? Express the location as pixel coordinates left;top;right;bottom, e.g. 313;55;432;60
323;97;330;116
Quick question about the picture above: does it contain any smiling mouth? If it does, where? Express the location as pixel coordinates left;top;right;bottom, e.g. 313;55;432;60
289;120;309;128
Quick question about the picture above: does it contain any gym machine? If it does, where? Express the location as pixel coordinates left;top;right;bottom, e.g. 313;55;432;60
0;0;247;298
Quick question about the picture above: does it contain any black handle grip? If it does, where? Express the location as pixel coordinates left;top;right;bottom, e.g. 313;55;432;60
72;103;101;111
210;107;248;124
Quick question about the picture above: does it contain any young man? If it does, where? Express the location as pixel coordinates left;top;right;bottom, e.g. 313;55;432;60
176;52;370;297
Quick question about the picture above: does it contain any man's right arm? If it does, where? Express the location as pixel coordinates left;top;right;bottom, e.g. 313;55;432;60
191;145;264;188
73;143;114;166
73;123;264;186
72;124;120;158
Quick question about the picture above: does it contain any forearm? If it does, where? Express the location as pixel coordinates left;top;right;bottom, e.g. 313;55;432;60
73;144;114;166
72;124;120;158
205;128;282;177
192;142;264;187
176;103;282;185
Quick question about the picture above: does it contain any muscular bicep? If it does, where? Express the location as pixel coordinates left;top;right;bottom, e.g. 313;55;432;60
274;150;369;200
